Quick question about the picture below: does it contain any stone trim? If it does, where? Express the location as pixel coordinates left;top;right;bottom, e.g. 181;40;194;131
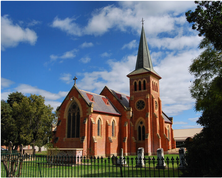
154;113;158;118
132;137;136;142
123;137;127;142
164;134;170;141
108;137;112;143
92;136;97;143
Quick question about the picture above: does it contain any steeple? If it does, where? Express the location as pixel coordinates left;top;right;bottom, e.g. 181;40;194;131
135;25;153;70
128;22;160;79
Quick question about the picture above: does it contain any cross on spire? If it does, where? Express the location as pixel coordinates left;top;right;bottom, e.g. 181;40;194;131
73;76;77;85
141;18;145;26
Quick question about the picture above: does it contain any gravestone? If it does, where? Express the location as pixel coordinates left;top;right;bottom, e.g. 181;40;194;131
136;147;144;167
179;147;187;169
156;148;166;169
117;148;127;166
112;154;117;165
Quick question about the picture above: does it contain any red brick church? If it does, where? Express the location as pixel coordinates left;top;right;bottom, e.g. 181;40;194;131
53;25;176;156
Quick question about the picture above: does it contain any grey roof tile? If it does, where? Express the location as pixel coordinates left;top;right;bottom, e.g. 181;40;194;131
79;89;121;115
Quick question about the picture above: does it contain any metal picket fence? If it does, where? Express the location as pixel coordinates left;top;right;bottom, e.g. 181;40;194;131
1;153;184;177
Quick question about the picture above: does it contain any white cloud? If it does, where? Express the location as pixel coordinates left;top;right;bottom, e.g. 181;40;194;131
181;125;202;129
60;73;73;84
122;40;137;50
77;46;201;116
1;91;12;101
51;17;82;36
1;78;14;89
45;100;62;112
149;35;202;50
1;84;68;111
80;42;94;48
174;121;188;125
50;2;196;38
77;55;136;94
48;49;78;64
80;57;91;64
119;1;195;16
1;15;38;50
101;52;112;57
27;20;41;26
188;117;199;122
155;49;201;115
15;84;67;101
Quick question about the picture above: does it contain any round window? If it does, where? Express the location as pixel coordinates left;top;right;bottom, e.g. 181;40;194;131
136;100;145;110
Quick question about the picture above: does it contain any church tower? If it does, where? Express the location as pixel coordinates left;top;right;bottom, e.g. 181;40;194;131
127;23;163;155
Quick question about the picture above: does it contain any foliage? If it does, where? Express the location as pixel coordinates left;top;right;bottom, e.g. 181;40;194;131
189;38;222;111
184;78;222;176
185;1;222;51
184;3;222;175
1;92;56;150
1;100;17;146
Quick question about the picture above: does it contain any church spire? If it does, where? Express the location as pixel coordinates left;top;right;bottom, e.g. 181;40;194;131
135;23;153;71
127;20;161;79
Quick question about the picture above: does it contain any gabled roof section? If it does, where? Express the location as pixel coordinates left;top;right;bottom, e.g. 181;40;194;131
127;25;160;79
79;89;121;116
162;112;172;123
110;89;130;109
101;86;130;110
57;85;90;111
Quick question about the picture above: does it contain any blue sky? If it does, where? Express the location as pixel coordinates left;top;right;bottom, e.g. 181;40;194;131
1;1;203;130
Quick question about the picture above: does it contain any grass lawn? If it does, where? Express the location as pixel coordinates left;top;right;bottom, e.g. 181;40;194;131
1;154;182;177
35;151;48;156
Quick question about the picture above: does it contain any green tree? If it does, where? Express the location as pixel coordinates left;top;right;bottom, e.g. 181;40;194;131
184;76;222;176
184;5;222;175
1;100;17;146
189;38;222;111
185;1;222;51
1;92;56;150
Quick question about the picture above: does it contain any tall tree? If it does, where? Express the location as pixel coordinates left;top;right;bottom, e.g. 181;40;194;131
189;38;222;111
184;1;222;176
185;1;222;51
1;92;56;150
1;100;17;146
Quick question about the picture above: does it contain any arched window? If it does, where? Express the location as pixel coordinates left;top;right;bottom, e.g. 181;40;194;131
143;80;146;90
67;101;80;138
97;119;101;136
112;120;115;137
138;121;145;141
134;81;137;91
139;81;142;91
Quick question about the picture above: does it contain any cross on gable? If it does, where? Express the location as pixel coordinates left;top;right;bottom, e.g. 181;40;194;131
73;76;77;85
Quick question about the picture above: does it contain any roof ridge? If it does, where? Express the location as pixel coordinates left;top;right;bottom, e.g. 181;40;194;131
79;89;106;97
110;89;129;97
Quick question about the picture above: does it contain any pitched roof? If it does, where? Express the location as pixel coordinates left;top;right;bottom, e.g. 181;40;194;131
127;25;160;78
79;89;121;116
162;112;172;123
